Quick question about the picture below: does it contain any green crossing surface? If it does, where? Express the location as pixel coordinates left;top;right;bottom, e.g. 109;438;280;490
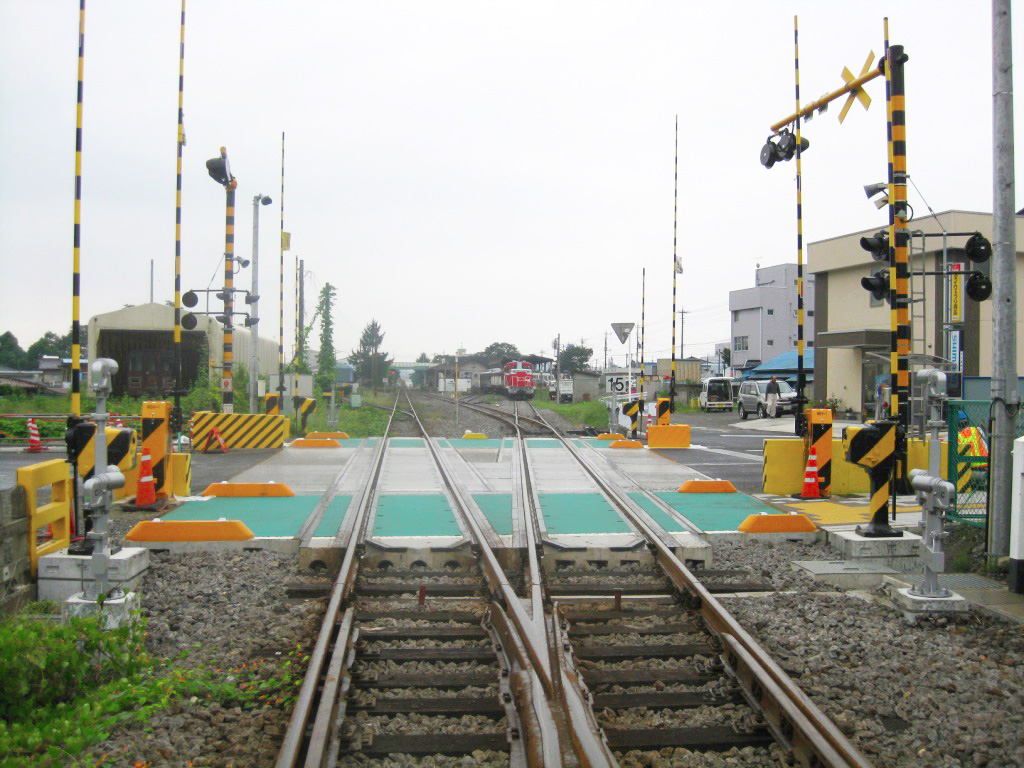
389;438;425;448
538;493;631;534
314;495;352;537
653;491;779;532
473;494;513;535
372;494;462;536
628;493;688;532
528;439;563;449
574;438;615;449
446;438;505;449
163;496;319;537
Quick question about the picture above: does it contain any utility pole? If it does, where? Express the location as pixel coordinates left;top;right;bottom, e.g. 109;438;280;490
603;331;608;372
990;0;1018;559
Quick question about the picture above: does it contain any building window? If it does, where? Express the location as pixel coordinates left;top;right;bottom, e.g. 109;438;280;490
808;341;814;347
767;309;774;316
734;336;748;351
767;339;774;346
807;310;814;317
733;310;739;322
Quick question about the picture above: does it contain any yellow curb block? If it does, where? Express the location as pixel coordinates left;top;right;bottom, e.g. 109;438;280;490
200;482;295;497
461;432;488;439
291;438;342;448
306;431;350;439
597;433;620;440
125;519;255;542
738;514;817;533
646;424;691;448
677;479;737;493
610;440;644;449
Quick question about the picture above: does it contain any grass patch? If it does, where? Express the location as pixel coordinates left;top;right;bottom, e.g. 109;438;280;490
0;611;306;766
531;399;608;430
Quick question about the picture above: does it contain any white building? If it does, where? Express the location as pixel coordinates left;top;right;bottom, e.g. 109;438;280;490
729;264;816;373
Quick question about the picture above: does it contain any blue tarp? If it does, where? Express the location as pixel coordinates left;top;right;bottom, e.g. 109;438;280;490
746;349;814;379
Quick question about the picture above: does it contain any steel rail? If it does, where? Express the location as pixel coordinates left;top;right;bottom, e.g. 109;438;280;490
528;408;873;768
401;391;565;765
276;396;400;768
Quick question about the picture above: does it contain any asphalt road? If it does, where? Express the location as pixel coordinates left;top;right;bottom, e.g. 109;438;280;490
659;408;803;494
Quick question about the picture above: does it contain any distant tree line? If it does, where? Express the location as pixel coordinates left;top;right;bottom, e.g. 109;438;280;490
0;329;87;370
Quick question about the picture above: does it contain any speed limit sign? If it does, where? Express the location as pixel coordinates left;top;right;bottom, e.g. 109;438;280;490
606;375;628;394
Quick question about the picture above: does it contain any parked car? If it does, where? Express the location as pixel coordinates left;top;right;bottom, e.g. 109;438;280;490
698;377;734;412
737;378;797;419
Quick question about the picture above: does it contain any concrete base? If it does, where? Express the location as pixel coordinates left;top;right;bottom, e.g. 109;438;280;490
792;560;897;589
885;579;970;623
38;547;150;603
826;529;921;569
362;538;477;571
670;532;713;568
63;591;141;629
130;537;299;555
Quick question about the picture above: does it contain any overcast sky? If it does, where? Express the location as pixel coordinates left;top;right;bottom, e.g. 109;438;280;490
1;1;1018;368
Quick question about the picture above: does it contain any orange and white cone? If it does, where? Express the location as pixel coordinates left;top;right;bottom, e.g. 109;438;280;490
799;446;821;499
26;418;43;453
136;452;156;506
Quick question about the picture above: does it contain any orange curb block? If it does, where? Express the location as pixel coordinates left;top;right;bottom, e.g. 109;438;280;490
200;482;295;497
677;479;737;493
597;433;620;440
610;440;644;449
646;424;691;448
125;520;255;542
305;431;350;439
291;438;342;448
737;514;817;533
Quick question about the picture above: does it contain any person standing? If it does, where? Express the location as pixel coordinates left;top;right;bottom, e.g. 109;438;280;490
766;375;781;418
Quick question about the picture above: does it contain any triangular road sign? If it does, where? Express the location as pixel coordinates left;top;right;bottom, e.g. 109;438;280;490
611;323;635;345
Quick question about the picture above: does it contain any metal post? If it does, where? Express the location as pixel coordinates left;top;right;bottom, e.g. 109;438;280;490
670;116;679;412
278;132;287;409
990;0;1018;558
222;176;236;414
793;16;808;437
172;0;185;434
250;194;271;413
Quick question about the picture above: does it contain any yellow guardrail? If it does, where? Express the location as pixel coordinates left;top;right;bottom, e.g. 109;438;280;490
16;459;72;578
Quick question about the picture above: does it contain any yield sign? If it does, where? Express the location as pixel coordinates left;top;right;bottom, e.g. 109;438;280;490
611;323;634;345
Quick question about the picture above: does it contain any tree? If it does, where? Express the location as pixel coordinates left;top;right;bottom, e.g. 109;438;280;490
721;348;731;367
314;283;338;394
559;343;593;373
349;320;392;393
26;332;63;362
233;363;250;412
416;352;430;363
481;341;520;366
0;332;29;369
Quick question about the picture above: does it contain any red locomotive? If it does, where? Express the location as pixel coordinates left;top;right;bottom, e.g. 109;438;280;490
503;360;535;400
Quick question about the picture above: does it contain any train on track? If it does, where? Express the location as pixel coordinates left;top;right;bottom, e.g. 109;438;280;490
470;360;536;400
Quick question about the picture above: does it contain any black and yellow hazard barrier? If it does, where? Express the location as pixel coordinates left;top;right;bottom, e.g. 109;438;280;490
295;397;316;430
622;399;642;438
656;397;671;426
191;411;288;451
844;420;902;538
142;401;172;497
805;408;832;497
265;393;281;416
17;459;72;577
74;424;137;481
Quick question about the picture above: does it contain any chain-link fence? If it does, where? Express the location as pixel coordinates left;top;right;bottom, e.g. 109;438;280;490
947;399;1024;527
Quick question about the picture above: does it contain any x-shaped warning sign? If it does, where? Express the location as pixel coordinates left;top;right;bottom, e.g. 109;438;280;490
839;51;875;123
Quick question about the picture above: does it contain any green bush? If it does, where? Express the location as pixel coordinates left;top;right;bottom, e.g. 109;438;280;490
531;399;608;429
0;615;147;723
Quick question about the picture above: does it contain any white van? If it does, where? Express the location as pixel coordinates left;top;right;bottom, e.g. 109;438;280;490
698;377;735;412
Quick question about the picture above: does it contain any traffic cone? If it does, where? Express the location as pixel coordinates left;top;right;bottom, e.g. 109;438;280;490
135;452;156;506
26;418;43;453
799;446;821;499
112;414;124;428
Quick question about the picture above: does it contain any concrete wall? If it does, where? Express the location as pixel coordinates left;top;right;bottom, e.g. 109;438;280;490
0;486;31;612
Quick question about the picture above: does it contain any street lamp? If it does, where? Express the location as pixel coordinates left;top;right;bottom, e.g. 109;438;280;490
206;147;238;413
249;194;272;412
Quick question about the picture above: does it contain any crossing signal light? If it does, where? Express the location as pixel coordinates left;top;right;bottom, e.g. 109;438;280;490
182;290;198;308
861;268;890;303
859;229;889;261
181;313;198;331
206;147;233;186
964;232;993;302
760;130;810;169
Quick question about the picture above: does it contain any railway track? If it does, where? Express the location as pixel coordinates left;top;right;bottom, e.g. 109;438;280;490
277;392;873;767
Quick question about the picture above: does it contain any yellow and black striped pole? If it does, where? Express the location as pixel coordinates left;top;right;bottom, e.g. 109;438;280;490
640;267;645;403
669;116;679;412
884;19;911;497
293;256;300;416
172;0;186;433
278;131;287;412
70;0;85;417
793;16;808;437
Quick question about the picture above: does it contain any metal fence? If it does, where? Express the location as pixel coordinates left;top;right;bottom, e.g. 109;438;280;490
947;399;1024;527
